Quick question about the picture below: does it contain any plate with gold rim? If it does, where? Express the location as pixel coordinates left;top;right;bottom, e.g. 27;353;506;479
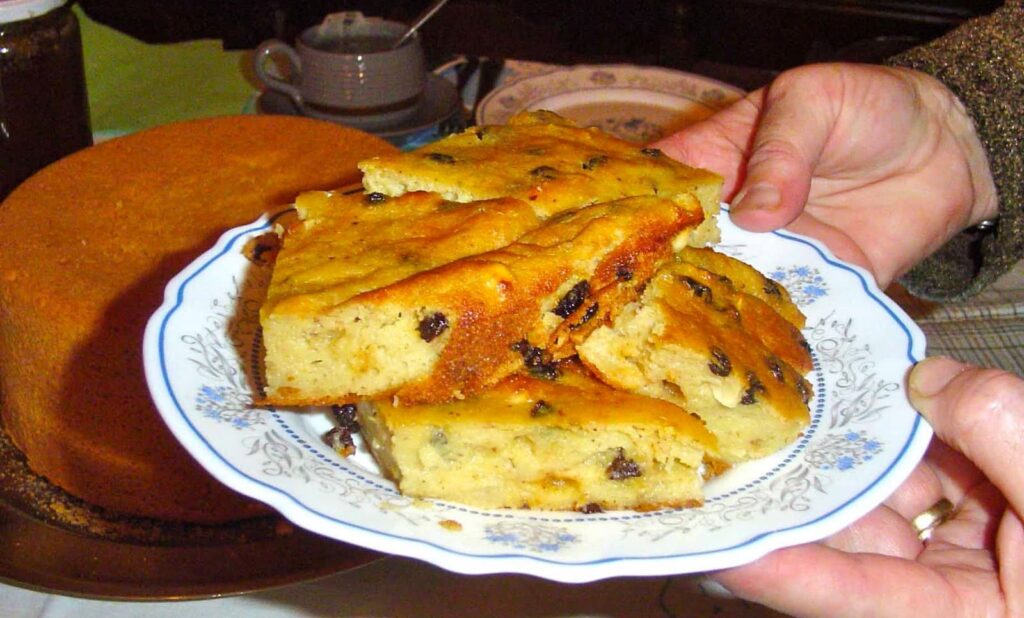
143;208;930;583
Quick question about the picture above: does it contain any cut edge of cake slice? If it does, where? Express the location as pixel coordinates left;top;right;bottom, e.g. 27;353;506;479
261;195;702;407
357;361;721;511
578;260;812;463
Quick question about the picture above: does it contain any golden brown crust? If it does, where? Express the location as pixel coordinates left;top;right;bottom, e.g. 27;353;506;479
0;115;395;522
652;269;812;423
358;111;722;246
544;197;707;359
662;253;812;374
676;247;806;329
261;190;543;317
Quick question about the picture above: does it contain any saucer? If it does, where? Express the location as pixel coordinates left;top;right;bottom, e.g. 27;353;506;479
256;73;466;149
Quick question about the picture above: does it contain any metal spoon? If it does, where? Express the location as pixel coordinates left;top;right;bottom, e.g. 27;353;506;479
391;0;452;49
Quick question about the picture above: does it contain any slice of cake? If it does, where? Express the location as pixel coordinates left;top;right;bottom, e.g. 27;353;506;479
577;253;812;462
358;361;720;511
358;110;723;247
261;194;702;406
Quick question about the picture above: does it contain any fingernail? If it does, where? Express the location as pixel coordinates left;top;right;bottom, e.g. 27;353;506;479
908;356;963;400
698;574;735;599
732;182;780;212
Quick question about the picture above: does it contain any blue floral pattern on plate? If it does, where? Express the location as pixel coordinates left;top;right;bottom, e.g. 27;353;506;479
485;522;579;553
767;265;829;306
144;210;930;583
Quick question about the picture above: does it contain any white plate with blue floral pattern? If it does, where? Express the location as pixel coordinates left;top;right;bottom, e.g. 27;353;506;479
143;209;930;583
476;64;744;142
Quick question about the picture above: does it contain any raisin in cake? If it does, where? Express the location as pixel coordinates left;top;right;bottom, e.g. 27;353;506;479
0;115;394;522
358;110;722;247
358;361;720;511
677;246;806;331
578;250;813;462
261;194;702;406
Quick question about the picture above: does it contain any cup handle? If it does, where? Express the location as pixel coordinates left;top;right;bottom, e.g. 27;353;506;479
253;40;303;109
433;55;470;78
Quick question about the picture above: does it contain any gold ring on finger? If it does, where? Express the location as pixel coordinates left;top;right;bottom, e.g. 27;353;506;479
910;497;955;541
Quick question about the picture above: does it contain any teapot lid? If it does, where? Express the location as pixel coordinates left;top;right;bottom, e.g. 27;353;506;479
0;0;67;24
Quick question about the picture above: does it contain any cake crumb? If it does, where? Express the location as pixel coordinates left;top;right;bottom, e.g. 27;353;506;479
438;519;463;532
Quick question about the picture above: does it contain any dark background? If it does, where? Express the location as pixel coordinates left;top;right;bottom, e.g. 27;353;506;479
79;0;1001;89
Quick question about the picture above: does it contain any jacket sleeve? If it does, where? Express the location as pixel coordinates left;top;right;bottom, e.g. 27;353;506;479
885;1;1024;301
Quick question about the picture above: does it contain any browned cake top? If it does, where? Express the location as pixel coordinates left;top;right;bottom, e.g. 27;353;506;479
660;255;812;374
0;115;394;522
359;111;719;219
676;247;806;329
0;115;393;305
264;190;542;317
648;268;812;423
373;361;717;449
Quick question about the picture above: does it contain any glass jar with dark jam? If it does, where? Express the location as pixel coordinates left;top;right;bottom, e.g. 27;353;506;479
1;0;92;201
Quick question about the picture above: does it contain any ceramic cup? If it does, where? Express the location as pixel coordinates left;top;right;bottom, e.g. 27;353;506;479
253;11;426;121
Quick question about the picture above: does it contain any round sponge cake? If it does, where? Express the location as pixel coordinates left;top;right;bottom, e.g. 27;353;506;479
0;115;394;523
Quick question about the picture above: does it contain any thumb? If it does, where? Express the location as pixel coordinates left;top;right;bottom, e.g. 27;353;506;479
730;71;833;233
908;356;1024;516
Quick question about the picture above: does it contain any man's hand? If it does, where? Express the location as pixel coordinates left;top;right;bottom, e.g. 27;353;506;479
654;63;997;287
707;357;1023;617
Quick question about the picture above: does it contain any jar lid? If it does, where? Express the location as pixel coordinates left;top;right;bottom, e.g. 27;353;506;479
0;0;67;24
